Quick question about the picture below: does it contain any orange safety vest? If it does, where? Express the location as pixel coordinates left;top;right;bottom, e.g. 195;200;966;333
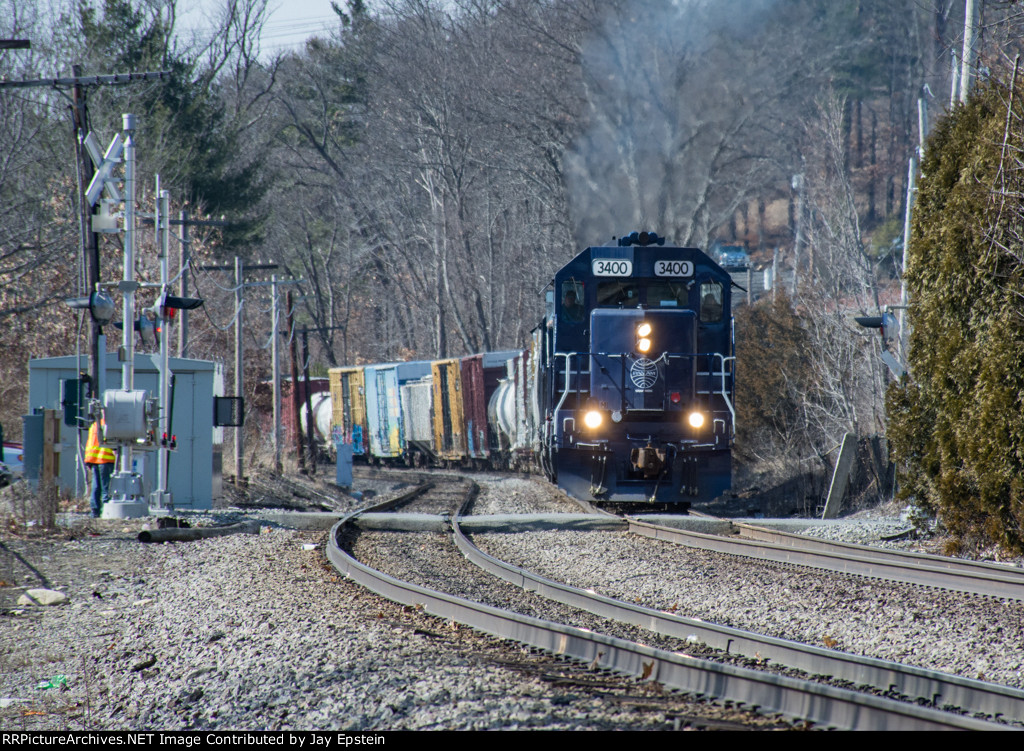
85;422;116;464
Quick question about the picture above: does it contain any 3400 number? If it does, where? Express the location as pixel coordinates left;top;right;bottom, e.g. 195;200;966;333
654;260;694;277
592;259;633;276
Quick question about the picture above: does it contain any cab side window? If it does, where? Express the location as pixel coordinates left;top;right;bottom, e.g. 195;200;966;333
699;281;723;323
561;281;585;324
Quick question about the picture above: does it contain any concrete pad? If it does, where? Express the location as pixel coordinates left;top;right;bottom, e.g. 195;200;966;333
262;512;345;531
457;514;625;533
629;514;736;535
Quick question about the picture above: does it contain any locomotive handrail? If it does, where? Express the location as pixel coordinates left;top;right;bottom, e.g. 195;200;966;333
714;353;736;431
555;350;735;417
552;351;580;416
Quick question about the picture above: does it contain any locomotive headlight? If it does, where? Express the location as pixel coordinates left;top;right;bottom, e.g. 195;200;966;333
636;321;653;353
583;410;604;429
688;411;706;429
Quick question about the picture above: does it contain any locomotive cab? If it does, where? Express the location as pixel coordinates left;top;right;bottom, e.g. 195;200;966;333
543;232;734;504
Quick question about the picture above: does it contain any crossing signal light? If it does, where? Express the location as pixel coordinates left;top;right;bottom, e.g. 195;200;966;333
855;313;899;345
139;315;159;349
162;295;204;312
113;315;161;350
63;289;115;325
142;293;203;323
158;295;203;321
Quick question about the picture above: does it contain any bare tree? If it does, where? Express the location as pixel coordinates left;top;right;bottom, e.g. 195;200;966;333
797;94;889;466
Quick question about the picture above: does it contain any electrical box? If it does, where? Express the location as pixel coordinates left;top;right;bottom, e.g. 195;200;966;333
103;390;157;441
214;396;244;427
29;354;222;509
21;412;43;482
61;377;91;428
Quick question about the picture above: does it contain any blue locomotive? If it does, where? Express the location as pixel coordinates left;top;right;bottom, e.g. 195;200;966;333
536;231;734;505
326;231;734;506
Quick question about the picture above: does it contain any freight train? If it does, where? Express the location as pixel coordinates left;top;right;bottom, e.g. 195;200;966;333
326;232;735;505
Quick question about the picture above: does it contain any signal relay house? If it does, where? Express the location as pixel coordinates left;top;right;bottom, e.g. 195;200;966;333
27;355;225;510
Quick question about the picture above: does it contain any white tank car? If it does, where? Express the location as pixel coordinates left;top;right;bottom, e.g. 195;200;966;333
301;392;334;450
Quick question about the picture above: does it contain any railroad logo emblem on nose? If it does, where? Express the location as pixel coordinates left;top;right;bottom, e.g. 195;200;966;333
630;358;659;389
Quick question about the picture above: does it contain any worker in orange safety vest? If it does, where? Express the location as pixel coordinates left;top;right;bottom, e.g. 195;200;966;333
85;419;116;518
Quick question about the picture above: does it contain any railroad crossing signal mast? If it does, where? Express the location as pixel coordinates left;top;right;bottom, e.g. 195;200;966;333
0;64;178;516
71;116;203;518
96;114;152;518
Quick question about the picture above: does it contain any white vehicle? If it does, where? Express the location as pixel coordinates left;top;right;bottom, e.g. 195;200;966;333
0;442;23;486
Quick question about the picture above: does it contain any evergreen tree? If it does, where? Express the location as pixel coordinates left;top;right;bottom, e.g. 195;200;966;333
889;78;1024;553
73;0;264;245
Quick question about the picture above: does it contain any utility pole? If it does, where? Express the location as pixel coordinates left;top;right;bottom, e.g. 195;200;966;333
791;173;805;296
288;323;346;475
287;291;305;473
951;49;960;107
899;157;916;364
178;210;191;357
0;69;169;397
234;256;244;481
301;328;317;472
70;64;103;396
268;276;303;473
272;275;281;473
960;0;979;104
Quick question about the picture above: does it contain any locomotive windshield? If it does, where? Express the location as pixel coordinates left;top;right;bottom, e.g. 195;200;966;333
647;281;689;308
596;281;639;306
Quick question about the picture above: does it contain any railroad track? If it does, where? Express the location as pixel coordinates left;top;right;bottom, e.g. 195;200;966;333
572;493;1024;600
325;476;1011;730
623;514;1024;601
451;499;1024;725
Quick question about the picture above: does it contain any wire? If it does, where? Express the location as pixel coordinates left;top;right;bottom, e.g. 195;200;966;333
189;263;245;331
253;295;276;314
257;329;275;350
166;258;189;287
191;262;246;292
199;296;244;332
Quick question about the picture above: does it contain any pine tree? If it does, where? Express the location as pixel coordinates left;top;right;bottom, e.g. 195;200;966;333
889;78;1024;553
74;0;265;245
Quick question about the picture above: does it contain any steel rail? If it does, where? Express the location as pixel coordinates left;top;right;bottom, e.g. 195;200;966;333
733;520;1024;581
325;509;1001;730
626;516;1024;601
449;510;1024;724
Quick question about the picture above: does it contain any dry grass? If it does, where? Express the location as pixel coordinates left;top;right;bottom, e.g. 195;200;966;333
0;479;77;535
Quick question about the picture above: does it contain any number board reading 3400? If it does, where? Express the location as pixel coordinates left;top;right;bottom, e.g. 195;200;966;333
592;259;633;277
654;260;694;277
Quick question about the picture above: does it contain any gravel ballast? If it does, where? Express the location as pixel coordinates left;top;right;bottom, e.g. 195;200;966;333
2;525;755;731
0;473;788;731
3;471;1020;730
